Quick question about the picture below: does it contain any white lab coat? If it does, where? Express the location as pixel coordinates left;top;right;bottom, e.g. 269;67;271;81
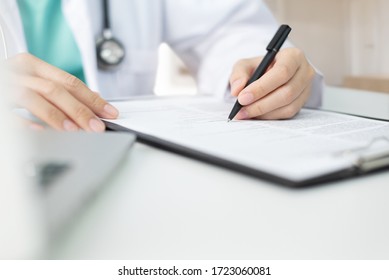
0;0;322;106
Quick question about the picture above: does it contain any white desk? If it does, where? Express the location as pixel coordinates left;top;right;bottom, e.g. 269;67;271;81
322;86;389;120
50;87;389;259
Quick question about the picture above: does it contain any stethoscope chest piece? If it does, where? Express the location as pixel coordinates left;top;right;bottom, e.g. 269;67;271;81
96;30;125;69
96;0;125;70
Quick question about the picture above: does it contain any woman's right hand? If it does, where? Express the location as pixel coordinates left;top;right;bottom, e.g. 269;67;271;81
4;53;118;132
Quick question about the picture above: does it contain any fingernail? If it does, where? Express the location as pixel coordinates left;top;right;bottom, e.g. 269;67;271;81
63;119;79;131
104;104;119;117
236;108;249;120
231;79;243;95
89;118;105;132
29;123;45;131
238;92;254;105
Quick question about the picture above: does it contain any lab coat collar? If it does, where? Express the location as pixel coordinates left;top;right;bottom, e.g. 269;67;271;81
0;0;27;55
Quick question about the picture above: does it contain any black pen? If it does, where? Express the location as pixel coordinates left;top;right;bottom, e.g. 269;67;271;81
227;24;292;121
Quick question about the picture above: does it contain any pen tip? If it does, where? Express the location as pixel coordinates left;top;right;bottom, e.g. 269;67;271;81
227;118;231;122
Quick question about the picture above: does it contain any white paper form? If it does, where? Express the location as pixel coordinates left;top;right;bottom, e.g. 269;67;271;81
108;96;389;182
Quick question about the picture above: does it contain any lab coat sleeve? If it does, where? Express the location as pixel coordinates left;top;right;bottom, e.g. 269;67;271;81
163;0;322;107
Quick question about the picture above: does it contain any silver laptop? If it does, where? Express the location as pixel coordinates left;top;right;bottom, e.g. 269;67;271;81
27;130;136;236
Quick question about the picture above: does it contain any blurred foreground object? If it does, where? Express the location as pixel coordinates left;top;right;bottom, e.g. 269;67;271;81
0;65;46;259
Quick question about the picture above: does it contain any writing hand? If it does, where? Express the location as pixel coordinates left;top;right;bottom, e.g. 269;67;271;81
229;48;315;120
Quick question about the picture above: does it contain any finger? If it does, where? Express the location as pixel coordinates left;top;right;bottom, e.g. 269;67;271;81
57;74;119;120
237;49;301;106
236;61;314;119
14;86;80;131
9;53;118;119
19;118;45;131
255;85;311;120
18;75;105;132
15;116;45;131
229;57;262;97
29;122;46;131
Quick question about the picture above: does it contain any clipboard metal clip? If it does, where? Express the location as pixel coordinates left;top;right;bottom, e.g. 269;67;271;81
344;136;389;172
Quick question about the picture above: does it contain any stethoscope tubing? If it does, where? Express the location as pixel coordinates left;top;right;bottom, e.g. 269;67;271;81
0;2;123;66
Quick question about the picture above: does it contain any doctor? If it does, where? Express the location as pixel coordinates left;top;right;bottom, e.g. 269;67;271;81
0;0;322;132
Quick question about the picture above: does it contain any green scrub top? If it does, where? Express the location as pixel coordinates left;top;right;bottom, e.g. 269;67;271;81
17;0;86;83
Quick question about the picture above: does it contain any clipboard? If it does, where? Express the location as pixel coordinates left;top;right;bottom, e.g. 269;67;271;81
104;96;389;187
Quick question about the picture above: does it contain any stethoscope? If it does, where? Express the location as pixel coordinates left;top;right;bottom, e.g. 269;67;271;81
96;0;126;70
0;0;125;68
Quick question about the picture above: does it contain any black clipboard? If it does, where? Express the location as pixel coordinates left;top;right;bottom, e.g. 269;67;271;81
104;119;389;188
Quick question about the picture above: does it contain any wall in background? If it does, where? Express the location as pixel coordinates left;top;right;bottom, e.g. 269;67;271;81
264;0;389;86
155;0;389;95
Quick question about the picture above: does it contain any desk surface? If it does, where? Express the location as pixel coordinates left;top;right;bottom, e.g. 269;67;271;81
50;87;389;259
